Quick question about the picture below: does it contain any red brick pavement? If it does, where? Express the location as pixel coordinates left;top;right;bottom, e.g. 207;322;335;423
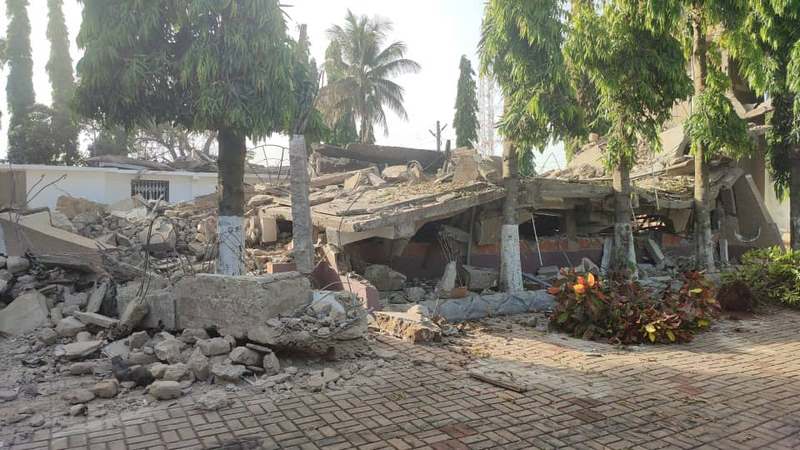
5;310;800;450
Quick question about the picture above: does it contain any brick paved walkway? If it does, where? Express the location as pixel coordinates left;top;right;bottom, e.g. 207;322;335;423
7;309;800;450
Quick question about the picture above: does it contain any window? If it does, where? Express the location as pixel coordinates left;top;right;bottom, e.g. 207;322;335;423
131;179;169;202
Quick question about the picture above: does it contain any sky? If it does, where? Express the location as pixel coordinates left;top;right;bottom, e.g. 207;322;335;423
0;0;566;172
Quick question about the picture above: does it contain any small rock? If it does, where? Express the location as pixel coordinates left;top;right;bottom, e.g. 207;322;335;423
127;351;158;366
197;390;232;411
154;339;185;364
149;363;168;379
223;335;237;348
128;331;149;349
29;414;45;427
73;311;119;329
187;349;210;381
373;348;398;360
323;368;340;384
63;340;104;360
63;291;89;309
364;264;407;291
262;352;281;376
404;286;426;303
38;328;58;345
0;389;18;402
162;364;191;382
211;363;246;384
67;362;96;376
197;338;230;357
245;343;273;354
75;331;93;342
62;389;95;405
55;317;86;338
69;404;87;416
6;256;30;274
148;381;182;400
306;375;325;392
229;347;262;366
179;328;209;345
92;380;119;399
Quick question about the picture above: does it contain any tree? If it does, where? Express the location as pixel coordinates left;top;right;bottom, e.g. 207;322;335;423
454;56;479;148
75;0;295;275
726;0;800;250
321;10;420;144
480;0;583;292
86;124;131;158
565;1;692;274
46;0;79;165
8;104;63;164
6;0;35;156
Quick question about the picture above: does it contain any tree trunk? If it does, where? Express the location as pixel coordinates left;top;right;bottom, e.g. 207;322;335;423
500;137;523;292
290;134;314;274
791;157;800;250
216;128;246;275
611;161;636;275
691;16;715;272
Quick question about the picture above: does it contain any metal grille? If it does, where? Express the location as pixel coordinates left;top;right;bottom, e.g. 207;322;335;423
131;179;169;202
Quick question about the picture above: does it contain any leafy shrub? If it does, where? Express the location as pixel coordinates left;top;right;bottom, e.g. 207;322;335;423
549;271;719;345
731;247;800;307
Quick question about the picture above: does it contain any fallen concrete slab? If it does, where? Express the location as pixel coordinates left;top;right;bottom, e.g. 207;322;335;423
174;272;312;338
421;290;555;323
0;291;50;335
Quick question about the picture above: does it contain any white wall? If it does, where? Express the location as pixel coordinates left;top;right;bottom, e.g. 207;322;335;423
764;171;790;242
17;165;261;210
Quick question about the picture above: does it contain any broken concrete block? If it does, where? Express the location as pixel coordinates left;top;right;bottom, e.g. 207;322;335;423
6;256;30;274
128;331;149;349
63;291;89;309
197;390;232;411
0;291;50;335
85;280;110;314
162;364;191;382
211;363;246;384
0;256;6;269
363;265;406;291
229;347;262;366
67;362;96;376
197;338;231;357
127;351;158;366
262;352;280;375
63;341;104;360
119;298;150;332
38;327;58;345
102;339;130;360
404;286;426;303
154;339;186;364
75;331;93;342
463;265;498;291
138;217;177;254
73;311;119;329
259;213;278;244
371;311;442;343
148;381;182;400
309;292;348;322
179;328;209;345
644;238;669;268
116;279;175;330
188;349;210;381
174;273;311;339
436;261;459;296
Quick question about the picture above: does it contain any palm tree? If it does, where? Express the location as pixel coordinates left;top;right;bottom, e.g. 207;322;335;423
321;10;420;144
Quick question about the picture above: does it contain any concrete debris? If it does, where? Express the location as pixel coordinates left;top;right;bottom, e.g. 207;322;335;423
371;311;442;343
229;347;262;366
73;311;119;329
196;338;230;357
128;331;149;350
435;262;459;297
62;389;96;405
262;351;281;375
211;363;246;384
67;362;96;376
154;339;186;364
147;381;182;400
6;256;30;274
198;390;232;411
92;379;119;398
187;348;211;381
63;340;104;360
0;291;50;335
462;265;498;291
364;265;407;291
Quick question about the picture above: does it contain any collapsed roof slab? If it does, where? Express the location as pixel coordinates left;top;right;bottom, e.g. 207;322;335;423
313;143;446;171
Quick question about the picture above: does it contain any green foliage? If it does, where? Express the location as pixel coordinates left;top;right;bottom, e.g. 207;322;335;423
6;0;35;136
8;104;67;164
731;247;800;307
320;10;420;144
479;0;584;151
549;271;720;344
75;0;294;140
453;56;479;149
46;0;79;164
86;124;132;158
565;2;692;169
685;61;753;161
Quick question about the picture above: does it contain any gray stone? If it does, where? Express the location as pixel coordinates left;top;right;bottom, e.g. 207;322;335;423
91;379;119;398
49;305;63;325
162;363;191;382
67;362;96;376
174;273;311;339
55;317;86;338
139;217;177;254
102;339;130;359
63;291;89;309
322;368;340;384
463;265;498;291
306;375;325;392
115;279;175;330
435;262;458;295
262;351;280;376
537;265;561;278
154;339;185;364
69;404;87;416
196;338;230;357
85;281;110;314
63;340;104;360
211;363;246;383
119;298;149;331
128;331;149;349
229;347;262;366
0;291;50;335
0;389;17;402
148;381;182;400
62;388;95;404
29;414;45;427
309;292;347;321
197;390;232;411
38;327;58;345
363;265;406;291
75;331;93;342
247;325;282;346
127;351;158;366
187;349;210;381
149;363;168;379
404;286;426;303
6;256;30;274
0;255;6;269
179;328;209;345
73;311;119;329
